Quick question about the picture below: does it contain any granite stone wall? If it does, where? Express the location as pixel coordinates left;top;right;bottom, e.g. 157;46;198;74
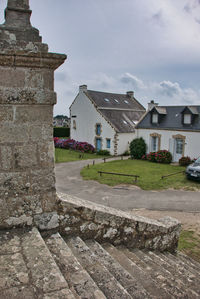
0;0;66;228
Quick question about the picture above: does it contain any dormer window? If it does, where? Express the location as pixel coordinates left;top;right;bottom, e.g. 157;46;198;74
104;98;109;102
152;113;158;124
183;114;191;124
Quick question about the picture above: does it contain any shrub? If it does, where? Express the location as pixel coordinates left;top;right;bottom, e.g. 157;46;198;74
179;156;191;166
122;150;130;156
97;150;110;156
146;150;172;164
130;137;147;159
54;138;95;153
53;127;70;137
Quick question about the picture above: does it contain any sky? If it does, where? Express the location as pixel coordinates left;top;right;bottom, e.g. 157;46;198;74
0;0;200;116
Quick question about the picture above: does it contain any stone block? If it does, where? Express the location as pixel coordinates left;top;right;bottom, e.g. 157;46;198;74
0;67;25;88
14;144;38;169
34;212;59;230
14;105;53;124
0;172;29;194
0;145;13;170
38;142;55;167
0;123;29;142
25;69;54;90
0;88;56;105
0;106;13;121
29;124;53;142
30;168;56;192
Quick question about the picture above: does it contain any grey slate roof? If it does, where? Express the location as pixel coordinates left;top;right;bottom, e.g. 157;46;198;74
137;105;200;131
86;90;146;133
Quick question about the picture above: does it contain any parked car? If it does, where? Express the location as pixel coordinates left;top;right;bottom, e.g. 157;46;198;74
186;157;200;181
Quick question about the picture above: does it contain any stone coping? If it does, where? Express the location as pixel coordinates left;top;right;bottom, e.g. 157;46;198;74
55;193;181;252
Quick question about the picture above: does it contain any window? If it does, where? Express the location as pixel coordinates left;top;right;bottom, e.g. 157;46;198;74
96;124;101;136
124;100;129;104
151;136;158;152
183;114;191;124
114;99;119;103
73;120;76;129
123;120;128;124
104;98;109;102
176;138;184;154
152;113;158;124
106;139;111;149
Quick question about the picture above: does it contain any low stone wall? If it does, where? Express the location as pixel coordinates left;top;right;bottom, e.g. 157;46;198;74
56;193;181;252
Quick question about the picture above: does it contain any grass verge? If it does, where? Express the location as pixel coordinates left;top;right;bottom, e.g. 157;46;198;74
178;230;200;262
55;148;110;163
81;159;200;190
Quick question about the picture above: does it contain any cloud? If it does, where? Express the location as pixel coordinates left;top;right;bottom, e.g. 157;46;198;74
158;81;180;97
120;73;146;90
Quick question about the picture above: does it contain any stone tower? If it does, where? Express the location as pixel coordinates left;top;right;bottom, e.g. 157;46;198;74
0;0;66;228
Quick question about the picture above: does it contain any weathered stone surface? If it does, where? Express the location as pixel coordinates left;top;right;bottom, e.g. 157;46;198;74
1;228;199;299
1;286;36;299
0;145;13;170
34;212;59;230
0;0;66;230
45;233;106;299
22;228;68;293
0;253;29;289
58;193;181;252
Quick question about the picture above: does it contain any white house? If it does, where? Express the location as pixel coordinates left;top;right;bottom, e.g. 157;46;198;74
136;101;200;162
70;85;146;155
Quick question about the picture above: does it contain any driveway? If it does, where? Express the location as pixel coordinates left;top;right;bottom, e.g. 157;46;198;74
55;158;200;213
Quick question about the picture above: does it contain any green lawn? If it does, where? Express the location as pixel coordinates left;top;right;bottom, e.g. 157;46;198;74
178;230;200;262
81;159;200;190
55;148;109;163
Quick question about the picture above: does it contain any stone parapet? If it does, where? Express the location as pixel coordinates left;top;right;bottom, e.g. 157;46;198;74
55;193;181;252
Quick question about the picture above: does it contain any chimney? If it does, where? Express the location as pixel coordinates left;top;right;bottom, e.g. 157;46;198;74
126;91;134;99
79;85;87;93
148;100;158;111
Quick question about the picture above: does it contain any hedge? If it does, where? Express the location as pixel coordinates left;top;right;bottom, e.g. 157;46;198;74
53;127;70;137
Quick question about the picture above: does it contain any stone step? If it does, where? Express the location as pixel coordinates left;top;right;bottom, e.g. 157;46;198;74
66;236;132;299
173;251;200;274
45;233;106;299
121;246;191;298
156;252;200;296
85;239;152;299
164;251;200;279
133;249;198;299
103;243;172;299
0;227;75;299
146;250;199;298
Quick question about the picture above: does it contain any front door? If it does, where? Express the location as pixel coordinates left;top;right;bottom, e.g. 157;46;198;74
174;138;184;162
96;138;102;151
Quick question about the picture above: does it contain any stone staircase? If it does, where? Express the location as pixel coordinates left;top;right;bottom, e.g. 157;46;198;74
1;228;200;299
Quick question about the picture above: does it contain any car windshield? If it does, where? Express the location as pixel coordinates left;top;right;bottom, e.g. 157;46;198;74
194;157;200;164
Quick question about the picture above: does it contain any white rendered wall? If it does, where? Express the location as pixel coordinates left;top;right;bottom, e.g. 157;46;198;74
137;128;200;161
70;91;116;155
117;133;136;155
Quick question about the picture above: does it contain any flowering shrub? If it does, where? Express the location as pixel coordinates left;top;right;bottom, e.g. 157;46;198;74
179;156;191;166
146;150;172;164
53;138;95;153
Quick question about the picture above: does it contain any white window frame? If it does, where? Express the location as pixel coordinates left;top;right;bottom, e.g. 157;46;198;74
183;114;191;124
152;113;158;124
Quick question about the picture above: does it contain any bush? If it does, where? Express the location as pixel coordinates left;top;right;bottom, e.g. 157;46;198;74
130;138;147;159
179;156;191;166
54;138;95;153
122;150;130;156
53;127;70;137
97;150;110;156
146;150;172;164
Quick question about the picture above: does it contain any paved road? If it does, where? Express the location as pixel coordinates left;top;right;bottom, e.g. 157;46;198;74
55;158;200;213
